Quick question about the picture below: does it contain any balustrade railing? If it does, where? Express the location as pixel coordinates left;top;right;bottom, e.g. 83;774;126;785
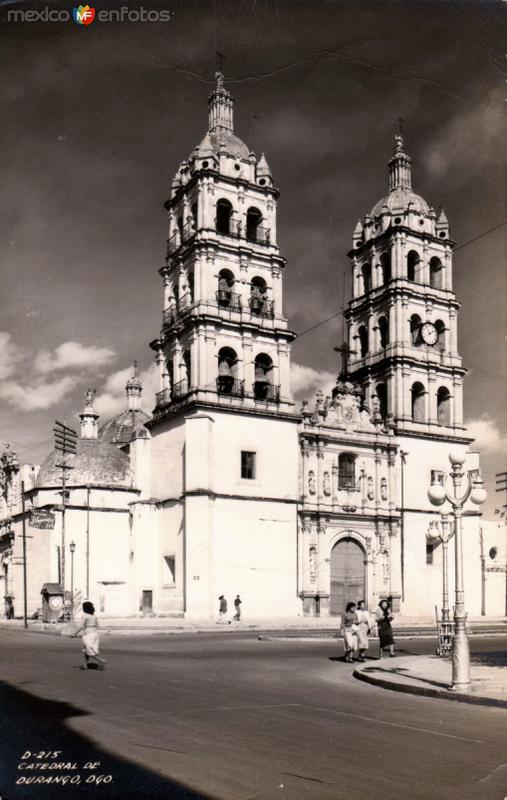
172;379;189;398
253;382;280;403
182;220;196;242
155;387;172;407
166;232;180;257
163;306;178;327
215;290;242;311
249;296;274;318
248;225;271;245
216;377;245;398
215;218;241;239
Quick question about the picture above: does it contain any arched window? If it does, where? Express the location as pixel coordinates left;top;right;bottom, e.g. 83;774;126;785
217;269;235;308
250;276;267;314
435;319;446;351
411;382;425;422
407;250;420;282
430;257;443;289
380;253;391;285
375;383;388;419
217;347;238;395
254;353;273;400
191;202;198;228
216;199;233;235
187;272;194;302
437;387;451;426
166;359;174;391
246;207;262;242
410;314;422;346
378;316;389;348
358;325;369;357
338;453;356;489
361;263;371;294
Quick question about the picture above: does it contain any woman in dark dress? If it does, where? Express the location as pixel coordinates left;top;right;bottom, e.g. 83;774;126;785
375;598;395;658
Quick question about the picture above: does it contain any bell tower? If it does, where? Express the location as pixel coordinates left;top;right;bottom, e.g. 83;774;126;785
344;133;466;438
150;71;295;418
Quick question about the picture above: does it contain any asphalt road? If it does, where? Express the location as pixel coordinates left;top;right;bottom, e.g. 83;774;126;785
0;631;505;800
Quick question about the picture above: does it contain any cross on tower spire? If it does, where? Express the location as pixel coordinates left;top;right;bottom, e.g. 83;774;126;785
333;342;356;380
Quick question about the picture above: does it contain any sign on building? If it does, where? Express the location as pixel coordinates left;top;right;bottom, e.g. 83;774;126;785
29;509;55;529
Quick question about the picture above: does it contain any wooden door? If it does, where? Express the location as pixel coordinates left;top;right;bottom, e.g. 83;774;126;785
330;538;365;616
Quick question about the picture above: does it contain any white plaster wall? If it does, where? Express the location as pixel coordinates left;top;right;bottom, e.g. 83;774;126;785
211;497;299;617
149;416;186;500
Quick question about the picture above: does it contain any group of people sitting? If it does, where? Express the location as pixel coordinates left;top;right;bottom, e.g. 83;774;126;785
342;598;395;662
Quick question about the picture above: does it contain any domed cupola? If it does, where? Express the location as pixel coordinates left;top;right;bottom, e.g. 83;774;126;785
185;72;253;180
362;132;445;240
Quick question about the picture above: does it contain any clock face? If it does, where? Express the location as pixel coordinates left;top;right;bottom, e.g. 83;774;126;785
49;596;63;610
420;322;438;346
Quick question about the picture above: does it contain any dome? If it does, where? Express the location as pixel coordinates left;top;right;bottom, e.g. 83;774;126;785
36;439;133;488
371;188;429;218
99;408;150;446
194;130;250;160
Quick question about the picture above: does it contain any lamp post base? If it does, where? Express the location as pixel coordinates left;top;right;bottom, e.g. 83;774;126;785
451;621;471;693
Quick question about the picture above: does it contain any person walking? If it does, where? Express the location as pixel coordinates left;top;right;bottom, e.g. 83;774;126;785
72;601;106;670
376;598;395;658
218;595;230;624
5;598;14;619
355;599;370;662
233;595;242;621
342;602;359;662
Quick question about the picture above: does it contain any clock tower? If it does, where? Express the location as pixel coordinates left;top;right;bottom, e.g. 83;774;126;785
345;133;466;439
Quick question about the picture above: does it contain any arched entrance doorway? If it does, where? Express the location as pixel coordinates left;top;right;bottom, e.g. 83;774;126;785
330;537;366;616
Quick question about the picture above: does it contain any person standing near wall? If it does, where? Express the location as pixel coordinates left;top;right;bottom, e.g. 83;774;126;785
376;598;395;658
233;595;242;621
355;599;370;662
342;602;359;662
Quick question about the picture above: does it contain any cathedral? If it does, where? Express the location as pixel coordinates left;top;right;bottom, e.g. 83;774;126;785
1;75;504;621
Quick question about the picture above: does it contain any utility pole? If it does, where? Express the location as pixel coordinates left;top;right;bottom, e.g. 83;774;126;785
86;484;90;597
21;481;27;629
53;421;77;612
495;471;507;617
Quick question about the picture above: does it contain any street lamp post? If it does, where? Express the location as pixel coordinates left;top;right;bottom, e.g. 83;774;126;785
427;449;487;692
428;514;453;623
69;541;76;619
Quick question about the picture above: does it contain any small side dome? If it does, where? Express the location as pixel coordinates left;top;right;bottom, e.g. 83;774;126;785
36;440;133;488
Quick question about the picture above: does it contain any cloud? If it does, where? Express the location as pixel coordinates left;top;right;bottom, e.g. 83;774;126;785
0;375;77;412
0;332;20;380
290;362;336;403
466;415;507;454
34;341;115;373
94;363;158;419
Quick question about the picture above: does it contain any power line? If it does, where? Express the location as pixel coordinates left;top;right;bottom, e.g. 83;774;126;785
453;220;507;252
295;218;507;342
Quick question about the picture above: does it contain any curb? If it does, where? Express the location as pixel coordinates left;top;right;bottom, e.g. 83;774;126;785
353;665;507;709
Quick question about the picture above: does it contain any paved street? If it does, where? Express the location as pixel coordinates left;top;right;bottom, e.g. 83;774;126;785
0;631;505;800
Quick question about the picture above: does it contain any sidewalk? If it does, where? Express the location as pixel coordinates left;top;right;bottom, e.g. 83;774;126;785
0;615;505;638
354;654;507;708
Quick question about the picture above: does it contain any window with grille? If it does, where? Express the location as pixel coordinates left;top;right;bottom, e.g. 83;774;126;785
338;453;356;489
241;451;256;480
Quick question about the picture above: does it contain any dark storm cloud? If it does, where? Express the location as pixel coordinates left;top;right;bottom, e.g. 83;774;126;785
0;0;505;508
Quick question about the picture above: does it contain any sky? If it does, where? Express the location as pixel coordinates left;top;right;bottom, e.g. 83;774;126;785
0;0;506;515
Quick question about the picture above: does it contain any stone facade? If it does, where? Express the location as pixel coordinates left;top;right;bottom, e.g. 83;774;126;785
0;77;504;621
